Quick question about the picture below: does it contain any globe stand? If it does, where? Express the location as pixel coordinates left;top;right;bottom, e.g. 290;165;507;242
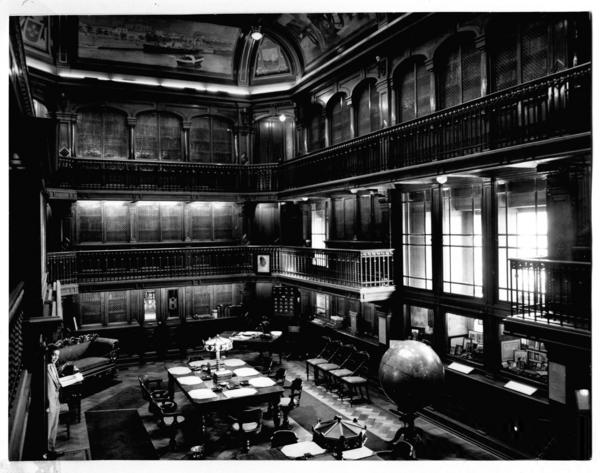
390;410;423;446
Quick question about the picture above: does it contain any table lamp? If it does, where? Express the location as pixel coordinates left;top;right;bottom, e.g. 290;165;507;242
204;334;233;371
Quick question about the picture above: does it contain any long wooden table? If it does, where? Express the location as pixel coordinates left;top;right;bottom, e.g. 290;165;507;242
167;359;284;438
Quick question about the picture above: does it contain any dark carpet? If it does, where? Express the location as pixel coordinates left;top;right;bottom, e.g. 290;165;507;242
86;409;159;460
88;384;145;411
289;390;388;451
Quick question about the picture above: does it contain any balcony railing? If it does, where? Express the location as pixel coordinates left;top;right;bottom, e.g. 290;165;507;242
54;158;278;193
47;246;394;290
509;258;591;330
50;66;589;196
279;64;590;191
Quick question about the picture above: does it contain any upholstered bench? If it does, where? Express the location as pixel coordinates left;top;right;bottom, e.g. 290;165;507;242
56;335;119;382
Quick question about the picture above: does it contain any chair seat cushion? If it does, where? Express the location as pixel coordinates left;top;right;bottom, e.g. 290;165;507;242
330;368;353;377
163;415;185;426
341;376;366;384
307;358;328;365
75;356;110;372
317;363;340;371
232;422;260;432
279;397;292;407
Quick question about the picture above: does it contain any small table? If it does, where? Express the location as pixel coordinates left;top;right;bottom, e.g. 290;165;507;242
225;331;282;363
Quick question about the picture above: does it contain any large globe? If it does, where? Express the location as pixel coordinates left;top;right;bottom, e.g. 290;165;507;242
378;340;445;413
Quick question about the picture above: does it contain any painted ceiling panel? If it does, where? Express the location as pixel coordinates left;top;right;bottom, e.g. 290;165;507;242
77;16;241;78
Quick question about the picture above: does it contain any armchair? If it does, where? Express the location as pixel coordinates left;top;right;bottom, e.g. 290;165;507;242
229;408;263;452
279;377;303;429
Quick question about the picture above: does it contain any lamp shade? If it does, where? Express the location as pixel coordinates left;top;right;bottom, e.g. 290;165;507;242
204;335;233;353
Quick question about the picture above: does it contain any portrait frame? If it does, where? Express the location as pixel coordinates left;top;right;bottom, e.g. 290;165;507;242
256;254;271;274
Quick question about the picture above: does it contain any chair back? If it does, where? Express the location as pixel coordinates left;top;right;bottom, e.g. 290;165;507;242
238;407;263;425
271;430;298;448
288;377;303;406
138;377;150;401
346;350;370;374
329;343;353;365
316;337;335;358
322;339;342;360
273;368;287;385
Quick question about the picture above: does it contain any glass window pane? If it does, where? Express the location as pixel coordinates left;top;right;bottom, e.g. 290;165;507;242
137;202;160;241
107;291;128;324
78;201;103;242
160;202;183;241
135;112;158;160
446;312;484;363
190;116;211;163
104;202;129;242
159;113;182;161
80;292;102;326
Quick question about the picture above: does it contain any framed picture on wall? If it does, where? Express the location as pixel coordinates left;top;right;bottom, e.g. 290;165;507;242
257;254;270;274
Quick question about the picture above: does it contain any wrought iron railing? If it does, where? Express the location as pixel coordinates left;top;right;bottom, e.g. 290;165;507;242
279;64;590;191
47;246;394;289
509;258;591;330
54;158;278;193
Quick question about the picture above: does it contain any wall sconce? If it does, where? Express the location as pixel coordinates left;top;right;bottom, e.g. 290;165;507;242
278;113;286;122
436;175;448;185
250;27;263;41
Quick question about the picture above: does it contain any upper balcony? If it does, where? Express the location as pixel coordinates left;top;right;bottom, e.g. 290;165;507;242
47;245;394;302
279;64;591;194
52;159;278;196
505;257;591;345
48;65;590;198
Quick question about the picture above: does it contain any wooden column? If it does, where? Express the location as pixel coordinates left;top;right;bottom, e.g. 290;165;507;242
182;120;191;162
127;117;136;160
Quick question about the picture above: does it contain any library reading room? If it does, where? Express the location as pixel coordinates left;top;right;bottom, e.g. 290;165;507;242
7;10;593;463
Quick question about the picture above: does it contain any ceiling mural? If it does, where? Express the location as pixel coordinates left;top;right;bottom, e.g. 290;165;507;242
255;37;290;77
77;16;241;77
276;13;377;66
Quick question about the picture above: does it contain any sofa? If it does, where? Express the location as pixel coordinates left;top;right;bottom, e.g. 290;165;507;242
55;334;119;382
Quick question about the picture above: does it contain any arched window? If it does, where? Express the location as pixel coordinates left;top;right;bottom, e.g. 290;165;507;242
307;105;325;152
134;111;182;161
254;116;294;163
328;94;351;145
490;16;577;92
395;58;432;123
77;108;128;159
354;80;380;136
436;35;482;110
189;116;233;163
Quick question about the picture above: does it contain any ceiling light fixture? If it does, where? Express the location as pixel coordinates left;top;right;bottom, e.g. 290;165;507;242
436;175;448;185
250;27;263;41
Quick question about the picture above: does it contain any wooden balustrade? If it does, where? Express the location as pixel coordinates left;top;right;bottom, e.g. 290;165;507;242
279;64;590;191
54;158;278;193
50;66;589;196
9;282;25;414
47;246;394;289
509;258;591;330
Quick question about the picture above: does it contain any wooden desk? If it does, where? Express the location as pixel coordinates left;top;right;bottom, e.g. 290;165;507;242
225;331;283;362
167;360;284;438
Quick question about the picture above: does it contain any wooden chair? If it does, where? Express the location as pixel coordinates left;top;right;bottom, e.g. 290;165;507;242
339;362;371;406
140;380;185;450
271;367;287;386
270;430;298;448
278;377;303;428
305;337;340;380
313;343;354;386
329;350;370;394
138;376;170;413
229;408;263;453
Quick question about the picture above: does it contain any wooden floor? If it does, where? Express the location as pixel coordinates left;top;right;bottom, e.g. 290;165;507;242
55;351;499;461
